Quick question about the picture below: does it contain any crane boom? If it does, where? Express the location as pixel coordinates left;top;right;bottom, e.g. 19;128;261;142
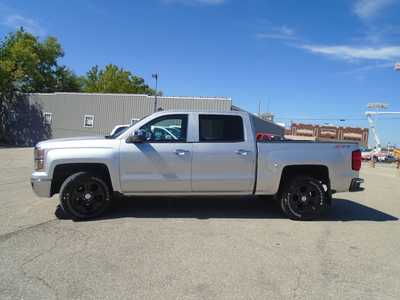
365;111;400;115
365;111;400;150
366;113;381;150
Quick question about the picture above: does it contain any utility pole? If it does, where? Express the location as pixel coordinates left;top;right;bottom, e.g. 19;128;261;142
258;100;261;116
152;73;158;112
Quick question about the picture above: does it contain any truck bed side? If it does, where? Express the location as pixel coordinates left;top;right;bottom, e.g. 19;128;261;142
255;141;360;195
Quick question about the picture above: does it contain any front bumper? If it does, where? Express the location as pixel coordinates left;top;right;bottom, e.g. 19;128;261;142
31;173;52;197
349;178;364;192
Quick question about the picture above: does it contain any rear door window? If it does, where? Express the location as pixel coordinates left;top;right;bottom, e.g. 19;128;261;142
199;115;244;142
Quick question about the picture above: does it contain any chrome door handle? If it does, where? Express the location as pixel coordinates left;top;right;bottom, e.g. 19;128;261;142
236;149;249;156
175;149;189;156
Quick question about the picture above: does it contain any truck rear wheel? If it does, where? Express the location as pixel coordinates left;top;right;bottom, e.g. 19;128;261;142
280;176;328;220
59;172;111;220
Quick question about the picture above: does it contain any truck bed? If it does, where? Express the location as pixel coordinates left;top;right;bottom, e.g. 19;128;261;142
255;141;359;195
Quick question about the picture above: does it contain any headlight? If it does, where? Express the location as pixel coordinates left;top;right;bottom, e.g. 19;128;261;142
34;147;45;171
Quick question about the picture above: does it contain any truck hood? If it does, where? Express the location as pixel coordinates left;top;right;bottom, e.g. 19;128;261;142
37;136;118;149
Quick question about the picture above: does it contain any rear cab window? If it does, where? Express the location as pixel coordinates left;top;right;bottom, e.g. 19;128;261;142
199;114;244;142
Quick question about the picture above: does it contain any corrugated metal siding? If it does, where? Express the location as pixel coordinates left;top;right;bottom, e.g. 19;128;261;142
157;97;232;112
29;93;232;138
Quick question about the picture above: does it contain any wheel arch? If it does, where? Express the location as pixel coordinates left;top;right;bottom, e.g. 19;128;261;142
277;164;330;195
51;163;113;196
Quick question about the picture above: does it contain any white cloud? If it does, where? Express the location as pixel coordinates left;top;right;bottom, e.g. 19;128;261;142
354;0;396;19
2;14;45;36
279;25;295;36
164;0;225;5
340;62;393;75
256;25;298;41
302;44;400;61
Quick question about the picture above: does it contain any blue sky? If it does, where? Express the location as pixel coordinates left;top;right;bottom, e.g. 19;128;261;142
1;0;400;146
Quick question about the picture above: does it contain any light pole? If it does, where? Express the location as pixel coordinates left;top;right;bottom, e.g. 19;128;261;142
394;64;400;168
152;73;158;112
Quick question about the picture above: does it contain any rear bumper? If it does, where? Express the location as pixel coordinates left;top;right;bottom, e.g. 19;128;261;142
31;172;52;197
349;178;364;192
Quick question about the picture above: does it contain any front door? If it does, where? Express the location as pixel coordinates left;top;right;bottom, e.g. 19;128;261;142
119;114;192;193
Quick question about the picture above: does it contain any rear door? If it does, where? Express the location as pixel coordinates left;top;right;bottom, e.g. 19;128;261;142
191;114;256;193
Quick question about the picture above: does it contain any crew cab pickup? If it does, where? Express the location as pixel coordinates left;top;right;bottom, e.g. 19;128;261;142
31;111;364;220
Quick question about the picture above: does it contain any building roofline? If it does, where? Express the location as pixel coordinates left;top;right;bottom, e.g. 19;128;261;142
148;109;249;117
291;122;368;130
28;92;231;101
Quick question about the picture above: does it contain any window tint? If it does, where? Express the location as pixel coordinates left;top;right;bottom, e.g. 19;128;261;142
140;114;188;142
199;115;244;142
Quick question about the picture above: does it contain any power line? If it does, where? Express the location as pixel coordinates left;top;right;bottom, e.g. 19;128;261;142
275;117;365;121
275;116;400;121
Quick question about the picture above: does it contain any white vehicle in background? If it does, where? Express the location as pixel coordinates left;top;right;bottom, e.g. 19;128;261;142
31;110;364;221
361;148;393;163
361;149;374;161
150;126;180;141
109;124;129;138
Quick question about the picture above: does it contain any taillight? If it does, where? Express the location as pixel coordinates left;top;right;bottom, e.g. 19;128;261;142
352;150;361;171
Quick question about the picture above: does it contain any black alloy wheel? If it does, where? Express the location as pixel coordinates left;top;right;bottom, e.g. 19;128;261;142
280;176;328;220
59;172;111;220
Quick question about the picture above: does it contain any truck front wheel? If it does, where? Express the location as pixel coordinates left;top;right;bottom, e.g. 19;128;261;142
59;172;112;220
280;176;328;220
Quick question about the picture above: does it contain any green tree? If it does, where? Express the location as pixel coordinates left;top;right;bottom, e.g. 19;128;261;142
0;29;81;94
82;64;158;95
54;66;83;92
0;29;81;143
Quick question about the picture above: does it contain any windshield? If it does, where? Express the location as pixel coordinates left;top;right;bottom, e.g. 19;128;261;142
109;126;130;138
105;115;148;139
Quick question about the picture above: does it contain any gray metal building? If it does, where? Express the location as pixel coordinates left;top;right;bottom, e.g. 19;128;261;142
29;93;284;138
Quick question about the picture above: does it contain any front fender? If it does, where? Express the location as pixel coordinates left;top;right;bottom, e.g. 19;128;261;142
45;147;121;192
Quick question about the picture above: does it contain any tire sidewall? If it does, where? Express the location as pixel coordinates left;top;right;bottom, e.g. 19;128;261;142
281;177;327;220
59;172;111;220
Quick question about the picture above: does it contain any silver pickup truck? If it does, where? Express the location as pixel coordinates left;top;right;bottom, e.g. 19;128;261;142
31;110;364;220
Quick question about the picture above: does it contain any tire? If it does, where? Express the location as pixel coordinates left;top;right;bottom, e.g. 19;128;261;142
280;176;328;221
59;172;112;220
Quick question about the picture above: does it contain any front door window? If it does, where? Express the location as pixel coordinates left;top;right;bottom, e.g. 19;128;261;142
140;114;187;142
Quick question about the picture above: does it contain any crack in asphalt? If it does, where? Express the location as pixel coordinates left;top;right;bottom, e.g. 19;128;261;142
19;234;66;300
9;223;91;299
0;216;95;297
12;222;92;300
0;219;58;243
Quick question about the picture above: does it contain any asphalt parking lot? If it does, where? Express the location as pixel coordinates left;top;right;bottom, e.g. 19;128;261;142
0;148;399;300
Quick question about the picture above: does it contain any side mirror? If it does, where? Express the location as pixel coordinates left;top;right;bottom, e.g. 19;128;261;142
126;129;146;143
